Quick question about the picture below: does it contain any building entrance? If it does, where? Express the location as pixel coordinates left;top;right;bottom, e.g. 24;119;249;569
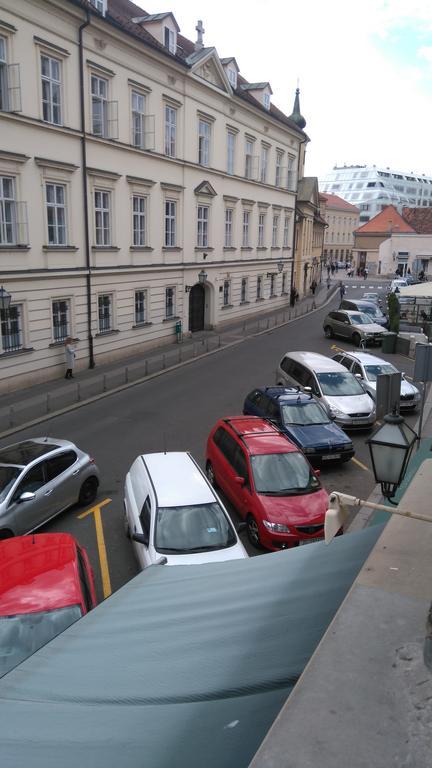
188;283;205;332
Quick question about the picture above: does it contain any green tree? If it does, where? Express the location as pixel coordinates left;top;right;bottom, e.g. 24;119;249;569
387;292;400;333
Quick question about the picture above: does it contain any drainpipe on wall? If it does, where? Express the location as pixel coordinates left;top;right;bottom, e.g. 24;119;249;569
79;10;95;368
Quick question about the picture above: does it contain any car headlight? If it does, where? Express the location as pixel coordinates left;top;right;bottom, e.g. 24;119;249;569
414;392;421;401
330;407;345;418
263;520;291;533
343;443;353;450
303;447;316;454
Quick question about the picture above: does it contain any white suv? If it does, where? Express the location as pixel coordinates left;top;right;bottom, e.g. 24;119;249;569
124;451;247;568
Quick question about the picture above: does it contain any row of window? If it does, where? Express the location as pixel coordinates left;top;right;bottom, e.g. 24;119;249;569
0;273;289;354
0;173;292;249
0;36;296;188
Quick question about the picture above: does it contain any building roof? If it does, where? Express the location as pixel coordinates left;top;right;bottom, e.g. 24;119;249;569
320;193;360;213
401;207;432;234
354;205;415;235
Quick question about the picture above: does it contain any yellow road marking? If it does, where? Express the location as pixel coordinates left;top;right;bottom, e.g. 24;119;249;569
330;343;344;351
351;457;370;472
79;498;112;598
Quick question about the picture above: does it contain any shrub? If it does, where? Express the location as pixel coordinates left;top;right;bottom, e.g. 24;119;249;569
387;292;400;333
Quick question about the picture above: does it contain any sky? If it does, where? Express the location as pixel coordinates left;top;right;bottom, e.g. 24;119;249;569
132;0;432;181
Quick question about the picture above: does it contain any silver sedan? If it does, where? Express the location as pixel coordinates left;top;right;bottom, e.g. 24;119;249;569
0;438;100;538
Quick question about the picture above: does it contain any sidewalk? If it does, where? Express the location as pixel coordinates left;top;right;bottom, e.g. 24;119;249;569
0;280;337;436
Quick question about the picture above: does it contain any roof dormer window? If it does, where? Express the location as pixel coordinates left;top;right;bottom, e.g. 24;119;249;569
164;26;176;54
263;92;271;110
90;0;107;15
228;68;237;89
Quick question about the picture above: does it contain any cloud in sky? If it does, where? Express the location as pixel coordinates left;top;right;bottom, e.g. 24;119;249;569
133;1;432;178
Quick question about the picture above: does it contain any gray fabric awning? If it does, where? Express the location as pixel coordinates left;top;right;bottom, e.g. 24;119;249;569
0;526;382;768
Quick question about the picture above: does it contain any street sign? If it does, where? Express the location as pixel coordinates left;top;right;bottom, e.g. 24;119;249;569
375;372;401;420
413;343;432;382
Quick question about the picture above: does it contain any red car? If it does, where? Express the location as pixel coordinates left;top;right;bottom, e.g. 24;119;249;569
0;532;97;677
206;416;329;551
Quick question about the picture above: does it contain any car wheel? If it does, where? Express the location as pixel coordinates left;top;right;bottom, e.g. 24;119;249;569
206;461;217;488
0;529;14;540
352;332;362;347
78;476;99;506
324;325;333;339
247;514;264;550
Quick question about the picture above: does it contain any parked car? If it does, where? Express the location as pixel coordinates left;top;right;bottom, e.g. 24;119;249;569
0;438;100;538
362;292;382;307
0;532;96;677
331;351;421;410
206;416;329;550
242;386;354;465
124;451;247;568
276;351;376;429
339;299;388;328
323;310;386;347
389;278;408;293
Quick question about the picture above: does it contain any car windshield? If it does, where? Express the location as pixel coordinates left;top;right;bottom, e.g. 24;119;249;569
359;305;382;317
316;372;365;396
250;452;320;496
155;502;237;553
349;313;376;325
0;604;82;678
364;364;397;382
281;401;330;426
0;466;20;503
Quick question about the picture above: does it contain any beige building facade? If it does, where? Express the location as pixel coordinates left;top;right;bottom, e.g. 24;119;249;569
320;193;359;265
292;178;326;297
0;0;307;393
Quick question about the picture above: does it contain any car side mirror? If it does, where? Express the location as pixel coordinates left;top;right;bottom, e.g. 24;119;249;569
303;386;312;393
234;476;245;486
314;469;321;478
355;373;363;380
19;491;36;503
237;522;247;533
132;532;149;547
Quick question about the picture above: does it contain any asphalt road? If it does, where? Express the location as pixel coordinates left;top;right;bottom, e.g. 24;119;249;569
2;278;418;602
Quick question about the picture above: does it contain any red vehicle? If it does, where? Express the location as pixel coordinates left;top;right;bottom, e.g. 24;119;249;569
0;532;96;677
206;416;329;551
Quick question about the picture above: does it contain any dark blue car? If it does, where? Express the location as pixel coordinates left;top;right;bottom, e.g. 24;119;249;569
243;386;355;465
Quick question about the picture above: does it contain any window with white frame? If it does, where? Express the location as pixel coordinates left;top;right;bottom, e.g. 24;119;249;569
94;189;111;246
224;208;233;247
198;119;211;166
91;74;108;137
98;294;112;333
165;286;175;318
241;277;248;303
227;131;235;175
132;195;147;246
0;36;7;111
263;92;271;110
0;35;19;112
41;54;62;125
134;289;147;324
258;212;265;247
256;275;263;299
0;304;23;353
282;272;287;294
52;299;70;342
164;26;176;54
245;139;254;179
46;183;67;246
131;90;145;148
164;105;176;157
283;214;290;247
90;0;106;13
275;150;284;186
197;205;209;247
0;175;15;245
223;280;230;306
242;210;250;247
227;68;237;88
270;274;276;297
287;154;296;190
272;214;279;247
260;145;268;183
164;200;176;246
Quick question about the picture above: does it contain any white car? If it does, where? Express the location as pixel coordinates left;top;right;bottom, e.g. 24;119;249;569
389;278;408;293
124;451;247;568
331;351;421;410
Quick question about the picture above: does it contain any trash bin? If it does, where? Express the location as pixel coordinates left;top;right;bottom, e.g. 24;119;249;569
175;320;182;343
381;331;397;353
424;321;432;341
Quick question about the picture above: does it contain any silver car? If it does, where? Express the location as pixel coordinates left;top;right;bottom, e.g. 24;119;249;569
331;351;421;410
323;310;386;347
0;438;100;538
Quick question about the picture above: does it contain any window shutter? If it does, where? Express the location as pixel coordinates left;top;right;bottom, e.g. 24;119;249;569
7;64;22;112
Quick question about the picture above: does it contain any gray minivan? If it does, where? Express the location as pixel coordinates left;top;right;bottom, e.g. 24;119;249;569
276;351;376;429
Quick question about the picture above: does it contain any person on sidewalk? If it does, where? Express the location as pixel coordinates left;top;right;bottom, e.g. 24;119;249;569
64;337;76;379
310;280;317;295
326;276;331;290
363;267;368;280
339;281;345;300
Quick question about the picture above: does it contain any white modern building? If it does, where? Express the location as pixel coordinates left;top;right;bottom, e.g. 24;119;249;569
320;165;432;224
0;0;308;393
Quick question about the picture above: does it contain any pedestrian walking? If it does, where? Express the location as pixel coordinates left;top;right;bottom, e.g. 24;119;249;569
345;262;348;271
335;262;339;273
310;280;317;295
339;281;345;300
363;267;368;280
327;265;331;277
64;337;76;379
326;276;331;290
331;263;335;275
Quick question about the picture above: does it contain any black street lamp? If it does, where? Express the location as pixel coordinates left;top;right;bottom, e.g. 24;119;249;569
198;269;208;284
0;286;11;312
366;411;417;501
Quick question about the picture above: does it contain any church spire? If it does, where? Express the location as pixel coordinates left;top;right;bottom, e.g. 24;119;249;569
289;87;306;130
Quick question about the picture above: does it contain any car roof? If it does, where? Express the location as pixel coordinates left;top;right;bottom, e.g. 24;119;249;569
0;438;72;467
336;351;389;365
142;452;215;507
222;416;298;456
282;351;348;373
0;533;81;616
254;386;313;405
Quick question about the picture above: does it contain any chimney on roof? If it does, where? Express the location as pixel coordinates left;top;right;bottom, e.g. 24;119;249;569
195;19;205;51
